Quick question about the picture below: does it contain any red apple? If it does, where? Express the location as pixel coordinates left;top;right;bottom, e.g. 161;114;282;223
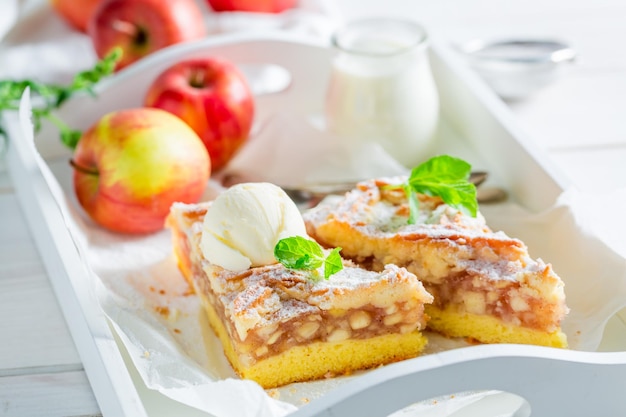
206;0;297;13
88;0;207;71
144;57;254;172
71;107;210;234
50;0;103;32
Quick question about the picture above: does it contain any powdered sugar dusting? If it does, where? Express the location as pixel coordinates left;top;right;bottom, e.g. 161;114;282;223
217;260;430;335
302;177;555;285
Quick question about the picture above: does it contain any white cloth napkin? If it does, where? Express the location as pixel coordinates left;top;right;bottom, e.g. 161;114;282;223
203;0;342;37
0;0;341;83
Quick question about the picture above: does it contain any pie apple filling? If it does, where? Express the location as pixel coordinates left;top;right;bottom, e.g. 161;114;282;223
424;271;563;332
360;239;565;333
192;261;429;367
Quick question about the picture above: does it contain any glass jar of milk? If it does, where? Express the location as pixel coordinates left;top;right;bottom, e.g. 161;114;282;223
325;18;440;168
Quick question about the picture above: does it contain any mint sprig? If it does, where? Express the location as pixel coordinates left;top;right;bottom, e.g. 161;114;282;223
395;155;478;223
0;47;122;149
274;236;343;279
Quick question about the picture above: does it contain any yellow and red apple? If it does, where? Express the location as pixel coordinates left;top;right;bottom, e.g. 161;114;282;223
144;57;255;172
71;107;210;234
50;0;102;32
88;0;207;71
206;0;297;13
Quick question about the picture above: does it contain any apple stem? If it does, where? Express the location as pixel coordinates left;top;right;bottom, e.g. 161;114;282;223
189;69;206;89
69;159;99;176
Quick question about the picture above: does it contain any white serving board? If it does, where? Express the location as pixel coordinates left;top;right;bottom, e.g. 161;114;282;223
5;32;626;417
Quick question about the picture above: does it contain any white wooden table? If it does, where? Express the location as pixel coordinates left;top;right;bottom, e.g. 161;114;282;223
1;0;626;416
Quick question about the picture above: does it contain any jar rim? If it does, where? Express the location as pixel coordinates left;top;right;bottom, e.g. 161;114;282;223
331;18;429;57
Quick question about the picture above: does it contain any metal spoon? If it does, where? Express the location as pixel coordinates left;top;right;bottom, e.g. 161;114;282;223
280;171;507;208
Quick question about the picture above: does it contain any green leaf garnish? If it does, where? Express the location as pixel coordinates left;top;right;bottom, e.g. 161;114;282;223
324;247;344;278
392;155;478;223
0;47;122;149
274;236;343;279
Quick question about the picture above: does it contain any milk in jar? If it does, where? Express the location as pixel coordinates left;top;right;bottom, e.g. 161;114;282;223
325;19;440;168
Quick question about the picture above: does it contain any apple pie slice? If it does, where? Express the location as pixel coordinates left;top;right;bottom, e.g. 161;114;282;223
167;200;433;389
303;177;568;348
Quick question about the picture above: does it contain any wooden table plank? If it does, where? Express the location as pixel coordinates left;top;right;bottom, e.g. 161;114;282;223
0;371;100;417
0;194;82;372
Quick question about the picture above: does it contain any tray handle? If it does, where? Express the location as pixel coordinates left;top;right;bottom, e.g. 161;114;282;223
294;344;626;417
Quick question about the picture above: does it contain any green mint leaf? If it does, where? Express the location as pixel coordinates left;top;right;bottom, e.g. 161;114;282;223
405;183;420;225
54;89;71;108
44;112;81;149
0;48;121;148
274;236;343;279
69;47;122;96
324;247;343;279
407;155;478;218
274;236;324;270
61;129;83;149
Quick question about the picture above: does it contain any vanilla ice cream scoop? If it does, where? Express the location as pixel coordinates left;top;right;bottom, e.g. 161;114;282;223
200;182;308;271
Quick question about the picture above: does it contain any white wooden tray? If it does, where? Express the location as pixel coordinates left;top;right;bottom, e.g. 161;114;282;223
5;32;626;417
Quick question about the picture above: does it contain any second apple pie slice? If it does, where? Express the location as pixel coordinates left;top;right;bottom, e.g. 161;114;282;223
303;176;569;348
